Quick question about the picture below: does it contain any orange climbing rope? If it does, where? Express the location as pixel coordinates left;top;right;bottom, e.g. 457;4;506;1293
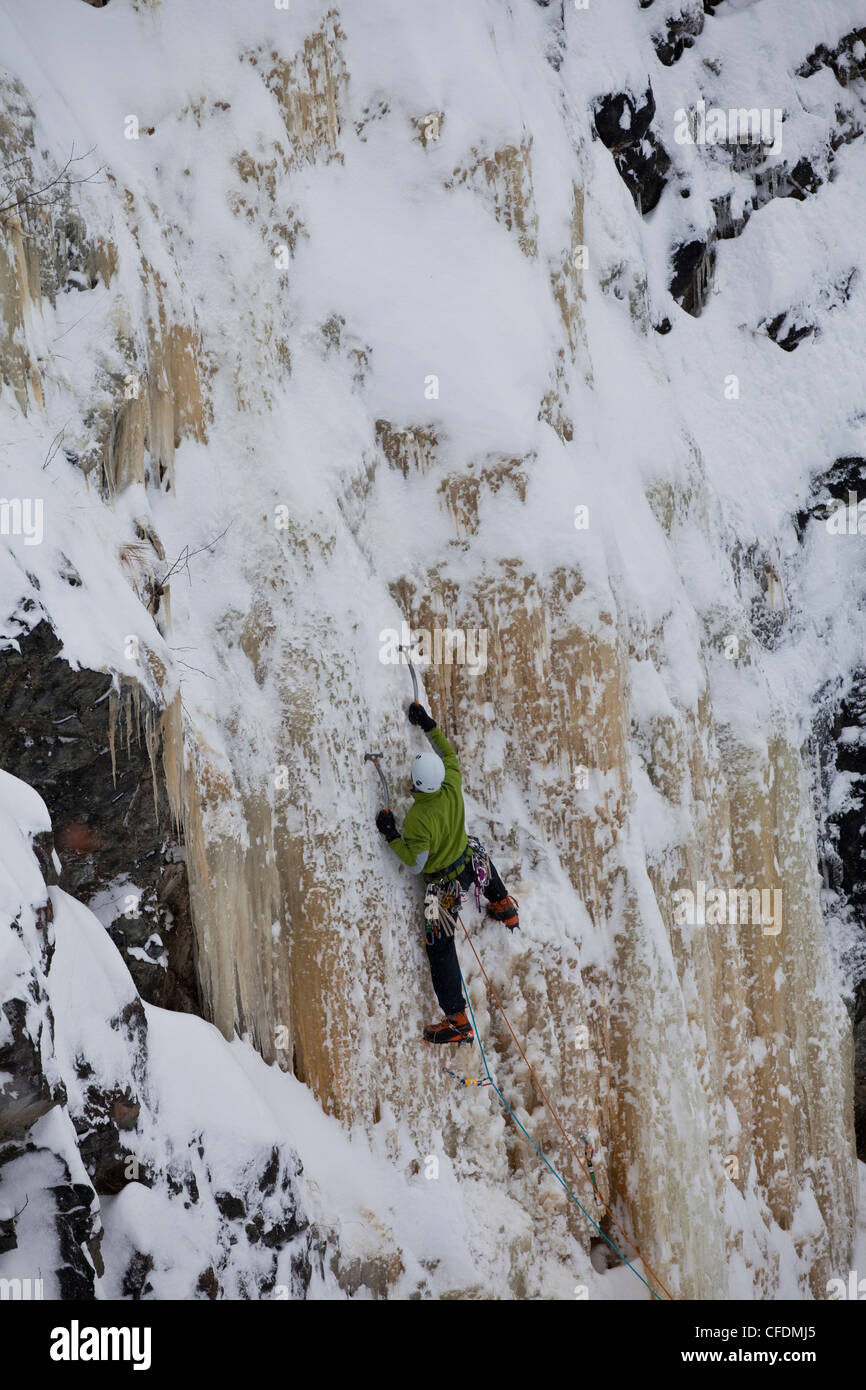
457;912;676;1302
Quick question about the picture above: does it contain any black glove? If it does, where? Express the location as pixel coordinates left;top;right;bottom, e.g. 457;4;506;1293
376;808;399;841
407;702;436;733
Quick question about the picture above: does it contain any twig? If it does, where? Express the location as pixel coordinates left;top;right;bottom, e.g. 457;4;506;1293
176;659;215;680
42;422;71;471
158;524;232;586
52;303;99;345
0;153;34;175
0;144;105;218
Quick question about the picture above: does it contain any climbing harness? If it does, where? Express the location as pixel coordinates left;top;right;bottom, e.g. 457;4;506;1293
424;840;473;885
422;839;492;941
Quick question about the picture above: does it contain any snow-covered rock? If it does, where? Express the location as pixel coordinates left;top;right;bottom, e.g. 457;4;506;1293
1;0;864;1299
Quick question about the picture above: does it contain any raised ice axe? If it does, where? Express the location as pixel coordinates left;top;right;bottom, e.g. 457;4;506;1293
363;751;391;811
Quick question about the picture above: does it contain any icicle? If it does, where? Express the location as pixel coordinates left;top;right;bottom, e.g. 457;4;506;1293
144;706;160;821
107;691;118;787
160;695;184;836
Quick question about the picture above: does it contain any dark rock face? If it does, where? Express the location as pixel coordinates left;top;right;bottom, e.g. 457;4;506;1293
798;27;866;86
0;1216;16;1254
245;1208;306;1249
647;23;866;329
1;1143;102;1298
53;1181;103;1298
762;310;817;352
807;657;866;1162
651;5;704;67
0;995;58;1140
1;823;139;1295
712;191;749;242
206;1146;311;1298
782;465;866;1157
593;86;671;215
0;620;198;1014
72;999;149;1196
593;87;656;151
196;1266;219;1299
669;239;715;316
795;456;866;538
0;806;314;1299
616;134;671;215
831;678;866;927
122;1250;154;1299
1;887;64;1146
856;1016;866;1160
788;156;822;201
215;1191;246;1222
827;674;866;1161
759;269;857;352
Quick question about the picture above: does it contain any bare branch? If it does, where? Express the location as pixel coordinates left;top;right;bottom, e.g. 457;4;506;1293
42;422;71;471
0;152;34;175
0;144;106;219
159;524;232;587
52;302;100;345
176;659;216;680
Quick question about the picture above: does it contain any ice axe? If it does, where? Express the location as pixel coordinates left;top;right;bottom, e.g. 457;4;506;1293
398;641;420;704
364;751;391;811
365;638;420;809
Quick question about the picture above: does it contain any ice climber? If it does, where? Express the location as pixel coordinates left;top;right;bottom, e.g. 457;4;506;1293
375;700;519;1044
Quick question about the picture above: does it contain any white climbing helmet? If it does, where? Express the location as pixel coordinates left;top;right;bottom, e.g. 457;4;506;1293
412;750;445;793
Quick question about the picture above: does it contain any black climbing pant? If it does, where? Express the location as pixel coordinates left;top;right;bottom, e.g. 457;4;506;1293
425;854;510;1017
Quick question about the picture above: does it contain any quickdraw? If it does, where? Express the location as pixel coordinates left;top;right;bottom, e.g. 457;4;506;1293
439;1060;492;1088
467;836;491;911
579;1134;602;1205
422;1038;493;1088
423;882;461;942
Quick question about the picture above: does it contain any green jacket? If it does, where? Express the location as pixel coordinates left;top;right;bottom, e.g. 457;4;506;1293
388;727;468;876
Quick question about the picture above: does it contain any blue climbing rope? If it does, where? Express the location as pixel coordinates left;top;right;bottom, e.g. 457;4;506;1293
456;958;664;1302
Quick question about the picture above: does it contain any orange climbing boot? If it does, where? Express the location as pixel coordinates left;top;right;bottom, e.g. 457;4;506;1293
486;895;519;930
423;1011;474;1045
